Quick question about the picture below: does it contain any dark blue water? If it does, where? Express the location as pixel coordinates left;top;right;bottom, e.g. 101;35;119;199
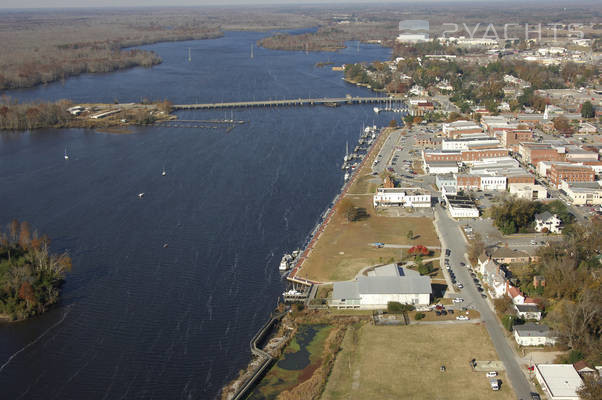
0;30;391;399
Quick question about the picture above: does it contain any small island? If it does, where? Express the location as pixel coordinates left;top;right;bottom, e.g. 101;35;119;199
0;220;71;321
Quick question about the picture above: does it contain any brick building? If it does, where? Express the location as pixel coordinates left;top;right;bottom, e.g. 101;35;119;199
549;164;595;188
422;150;462;162
456;174;481;190
519;143;564;166
461;148;508;163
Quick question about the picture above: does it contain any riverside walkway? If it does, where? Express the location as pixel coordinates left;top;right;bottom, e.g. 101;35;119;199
172;96;395;110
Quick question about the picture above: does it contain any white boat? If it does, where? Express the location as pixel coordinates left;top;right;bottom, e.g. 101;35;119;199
279;254;293;271
64;148;69;160
344;171;350;181
373;107;380;113
162;166;167;176
343;141;349;163
138;193;144;198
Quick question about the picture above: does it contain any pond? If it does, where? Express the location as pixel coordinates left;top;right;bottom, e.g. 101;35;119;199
249;324;332;399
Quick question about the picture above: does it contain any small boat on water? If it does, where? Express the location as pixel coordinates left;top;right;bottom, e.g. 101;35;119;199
64;148;69;160
162;166;167;176
373;107;381;114
138;193;144;198
344;171;350;181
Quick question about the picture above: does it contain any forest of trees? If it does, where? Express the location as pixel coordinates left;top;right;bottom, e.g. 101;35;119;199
0;98;74;130
488;198;574;234
0;220;71;321
527;219;601;364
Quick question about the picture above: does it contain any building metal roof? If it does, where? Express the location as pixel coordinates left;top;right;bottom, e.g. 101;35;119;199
535;364;582;398
332;264;431;299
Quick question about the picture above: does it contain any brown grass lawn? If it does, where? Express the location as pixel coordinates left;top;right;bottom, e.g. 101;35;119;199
298;196;440;282
321;324;514;400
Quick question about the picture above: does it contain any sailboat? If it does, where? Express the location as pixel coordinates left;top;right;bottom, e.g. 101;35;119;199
250;44;254;59
188;48;192;62
64;148;69;160
162;166;167;176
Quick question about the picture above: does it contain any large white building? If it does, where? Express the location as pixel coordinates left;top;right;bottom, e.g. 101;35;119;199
443;193;479;218
330;264;432;309
373;187;432;208
514;324;556;346
561;181;602;205
425;161;459;174
534;364;583;400
441;135;499;151
509;183;548;200
442;120;483;138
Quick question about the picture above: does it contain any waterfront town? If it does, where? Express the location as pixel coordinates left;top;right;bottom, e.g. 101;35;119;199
222;17;601;400
1;4;601;400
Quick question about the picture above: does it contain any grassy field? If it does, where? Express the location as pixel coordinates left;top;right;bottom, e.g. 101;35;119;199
296;127;440;282
298;195;440;282
321;324;514;400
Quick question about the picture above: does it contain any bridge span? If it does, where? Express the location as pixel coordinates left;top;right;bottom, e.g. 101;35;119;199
172;96;401;110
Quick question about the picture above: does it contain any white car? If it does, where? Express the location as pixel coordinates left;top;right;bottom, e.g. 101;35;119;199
452;298;464;303
486;371;498;378
456;283;464;289
456;315;469;321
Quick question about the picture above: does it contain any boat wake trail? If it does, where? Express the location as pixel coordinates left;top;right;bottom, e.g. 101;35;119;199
0;305;72;374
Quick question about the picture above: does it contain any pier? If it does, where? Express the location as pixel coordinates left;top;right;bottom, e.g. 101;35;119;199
172;96;395;110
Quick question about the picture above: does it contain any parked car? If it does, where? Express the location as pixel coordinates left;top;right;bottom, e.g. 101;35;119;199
486;371;498;378
449;309;454;314
481;294;487;298
473;278;479;283
456;283;464;289
435;310;441;316
375;242;384;248
441;310;448;316
460;262;465;266
452;298;464;303
456;315;469;321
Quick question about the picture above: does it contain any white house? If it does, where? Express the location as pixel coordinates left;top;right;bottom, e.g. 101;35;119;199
534;364;582;400
330;264;432;309
373;187;432;208
514;324;556;346
515;304;542;321
534;211;562;234
481;259;507;298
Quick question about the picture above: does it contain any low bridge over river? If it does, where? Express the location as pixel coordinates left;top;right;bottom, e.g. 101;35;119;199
172;96;401;110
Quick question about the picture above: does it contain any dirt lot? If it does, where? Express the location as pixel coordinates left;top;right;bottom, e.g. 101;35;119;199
321;324;514;400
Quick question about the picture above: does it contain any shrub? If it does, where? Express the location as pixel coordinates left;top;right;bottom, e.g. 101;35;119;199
414;312;426;320
387;301;415;314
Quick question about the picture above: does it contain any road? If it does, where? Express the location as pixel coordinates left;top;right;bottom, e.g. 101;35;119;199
435;206;533;400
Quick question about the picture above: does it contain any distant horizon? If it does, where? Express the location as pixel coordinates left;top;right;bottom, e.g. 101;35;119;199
2;0;601;10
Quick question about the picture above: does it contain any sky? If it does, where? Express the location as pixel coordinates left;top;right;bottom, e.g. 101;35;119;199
1;0;401;8
0;0;459;9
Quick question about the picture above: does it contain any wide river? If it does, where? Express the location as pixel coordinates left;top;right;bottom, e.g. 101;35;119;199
0;30;391;399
